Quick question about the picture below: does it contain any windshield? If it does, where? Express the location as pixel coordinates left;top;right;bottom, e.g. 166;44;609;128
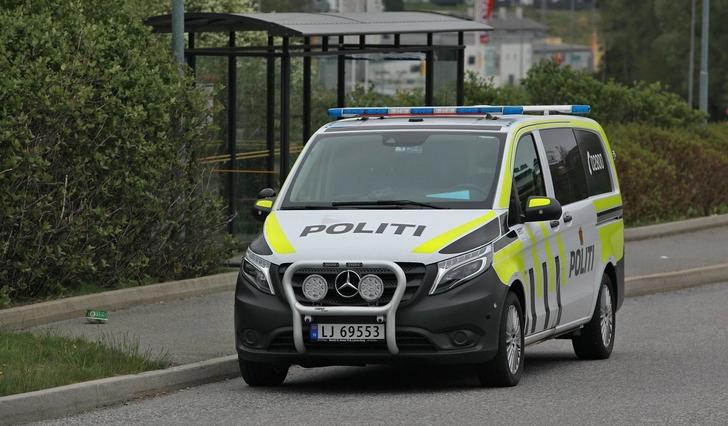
281;131;505;210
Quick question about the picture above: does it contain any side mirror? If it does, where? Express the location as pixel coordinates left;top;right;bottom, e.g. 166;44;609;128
252;188;276;221
523;196;562;222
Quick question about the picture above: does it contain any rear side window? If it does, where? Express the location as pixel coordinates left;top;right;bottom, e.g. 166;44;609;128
540;128;588;205
575;130;612;196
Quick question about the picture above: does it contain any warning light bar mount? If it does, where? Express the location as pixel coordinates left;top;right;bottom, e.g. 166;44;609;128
327;105;591;119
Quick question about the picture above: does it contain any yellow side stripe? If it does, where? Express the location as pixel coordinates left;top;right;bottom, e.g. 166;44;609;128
263;212;295;254
412;212;497;254
593;193;622;212
492;239;525;284
555;233;568;287
524;225;543;298
538;223;557;292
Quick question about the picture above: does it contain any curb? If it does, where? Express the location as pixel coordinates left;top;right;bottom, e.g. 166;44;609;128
624;213;728;242
0;272;238;331
1;266;727;424
0;355;239;425
625;262;728;297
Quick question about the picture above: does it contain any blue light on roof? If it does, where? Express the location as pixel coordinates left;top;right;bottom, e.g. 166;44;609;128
502;106;524;115
326;105;591;119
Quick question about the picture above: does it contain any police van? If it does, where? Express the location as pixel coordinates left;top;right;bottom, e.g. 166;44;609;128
236;105;624;387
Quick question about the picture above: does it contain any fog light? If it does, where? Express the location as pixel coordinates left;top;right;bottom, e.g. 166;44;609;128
243;329;259;346
451;330;471;347
302;274;328;302
359;274;384;302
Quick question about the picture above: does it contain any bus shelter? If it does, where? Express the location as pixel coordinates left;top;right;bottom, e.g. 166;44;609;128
146;12;491;235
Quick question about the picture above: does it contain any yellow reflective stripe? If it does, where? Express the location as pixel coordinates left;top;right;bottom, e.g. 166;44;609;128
497;137;517;208
598;219;624;263
529;197;551;208
524;225;543;298
593;194;622;212
412;212;497;254
555;233;568;287
538;223;557;292
256;199;273;209
263;212;295;254
493;240;525;285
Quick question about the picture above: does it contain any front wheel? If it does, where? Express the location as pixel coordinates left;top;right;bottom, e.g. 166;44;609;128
239;357;288;387
477;292;524;387
572;274;616;360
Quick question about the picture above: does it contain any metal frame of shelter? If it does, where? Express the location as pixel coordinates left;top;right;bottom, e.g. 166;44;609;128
145;12;491;233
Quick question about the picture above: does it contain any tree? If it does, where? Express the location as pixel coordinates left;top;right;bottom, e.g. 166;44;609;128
601;0;728;120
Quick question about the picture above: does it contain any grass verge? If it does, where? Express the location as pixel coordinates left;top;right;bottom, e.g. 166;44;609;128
0;331;169;396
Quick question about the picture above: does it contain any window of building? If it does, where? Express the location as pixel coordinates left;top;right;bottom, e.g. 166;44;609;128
468;55;476;65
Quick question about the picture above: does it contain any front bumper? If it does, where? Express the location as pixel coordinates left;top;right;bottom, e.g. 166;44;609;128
234;263;509;367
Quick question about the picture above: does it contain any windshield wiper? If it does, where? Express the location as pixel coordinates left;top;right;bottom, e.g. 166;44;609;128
331;200;445;209
280;204;338;210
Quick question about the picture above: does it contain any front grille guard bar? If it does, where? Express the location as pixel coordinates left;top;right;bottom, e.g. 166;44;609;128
281;261;407;355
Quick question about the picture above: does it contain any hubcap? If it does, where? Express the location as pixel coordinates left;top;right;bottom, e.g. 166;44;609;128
505;305;522;375
599;285;614;347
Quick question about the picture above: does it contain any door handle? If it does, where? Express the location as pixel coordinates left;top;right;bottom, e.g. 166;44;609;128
563;213;573;223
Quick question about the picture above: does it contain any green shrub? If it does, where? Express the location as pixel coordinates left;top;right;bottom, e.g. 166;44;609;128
0;0;235;305
464;72;532;106
607;123;728;225
523;61;706;127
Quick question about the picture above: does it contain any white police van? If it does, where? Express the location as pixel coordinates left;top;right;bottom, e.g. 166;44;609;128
236;105;624;387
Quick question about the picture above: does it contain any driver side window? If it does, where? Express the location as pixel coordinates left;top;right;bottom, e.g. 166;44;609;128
513;134;546;212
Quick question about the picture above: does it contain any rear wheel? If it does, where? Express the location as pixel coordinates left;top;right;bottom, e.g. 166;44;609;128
239;356;288;387
572;274;615;360
477;292;524;387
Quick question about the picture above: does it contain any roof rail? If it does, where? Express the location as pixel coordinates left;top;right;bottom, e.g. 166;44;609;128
327;105;591;119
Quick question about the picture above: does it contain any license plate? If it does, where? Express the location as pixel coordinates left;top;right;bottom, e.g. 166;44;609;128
310;324;384;342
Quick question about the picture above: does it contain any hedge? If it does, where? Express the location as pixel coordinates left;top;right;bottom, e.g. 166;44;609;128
607;123;728;225
0;1;235;306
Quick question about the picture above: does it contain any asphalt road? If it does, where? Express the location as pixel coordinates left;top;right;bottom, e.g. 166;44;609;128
624;226;728;276
37;282;728;425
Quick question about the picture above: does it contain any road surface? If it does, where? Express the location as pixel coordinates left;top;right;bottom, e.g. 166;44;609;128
38;282;728;425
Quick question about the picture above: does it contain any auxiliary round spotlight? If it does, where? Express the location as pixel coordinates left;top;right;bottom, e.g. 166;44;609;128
358;274;384;302
302;274;328;302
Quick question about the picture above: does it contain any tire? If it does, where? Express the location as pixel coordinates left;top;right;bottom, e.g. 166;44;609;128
239;356;288;387
477;292;524;387
572;273;616;360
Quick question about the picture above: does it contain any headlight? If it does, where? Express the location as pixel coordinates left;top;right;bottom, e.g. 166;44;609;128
242;249;274;295
429;245;492;295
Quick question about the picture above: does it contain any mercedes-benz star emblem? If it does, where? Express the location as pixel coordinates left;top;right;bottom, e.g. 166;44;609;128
334;270;361;298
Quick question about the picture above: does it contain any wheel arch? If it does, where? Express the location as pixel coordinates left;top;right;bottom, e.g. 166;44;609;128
601;261;619;310
508;279;526;322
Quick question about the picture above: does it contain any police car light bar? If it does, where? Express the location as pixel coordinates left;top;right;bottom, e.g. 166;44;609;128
327;105;590;119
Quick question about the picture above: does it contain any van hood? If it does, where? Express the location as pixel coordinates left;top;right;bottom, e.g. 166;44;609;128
259;209;503;266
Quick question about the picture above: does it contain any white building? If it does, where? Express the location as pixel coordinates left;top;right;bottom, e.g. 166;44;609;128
317;2;593;95
465;7;547;86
